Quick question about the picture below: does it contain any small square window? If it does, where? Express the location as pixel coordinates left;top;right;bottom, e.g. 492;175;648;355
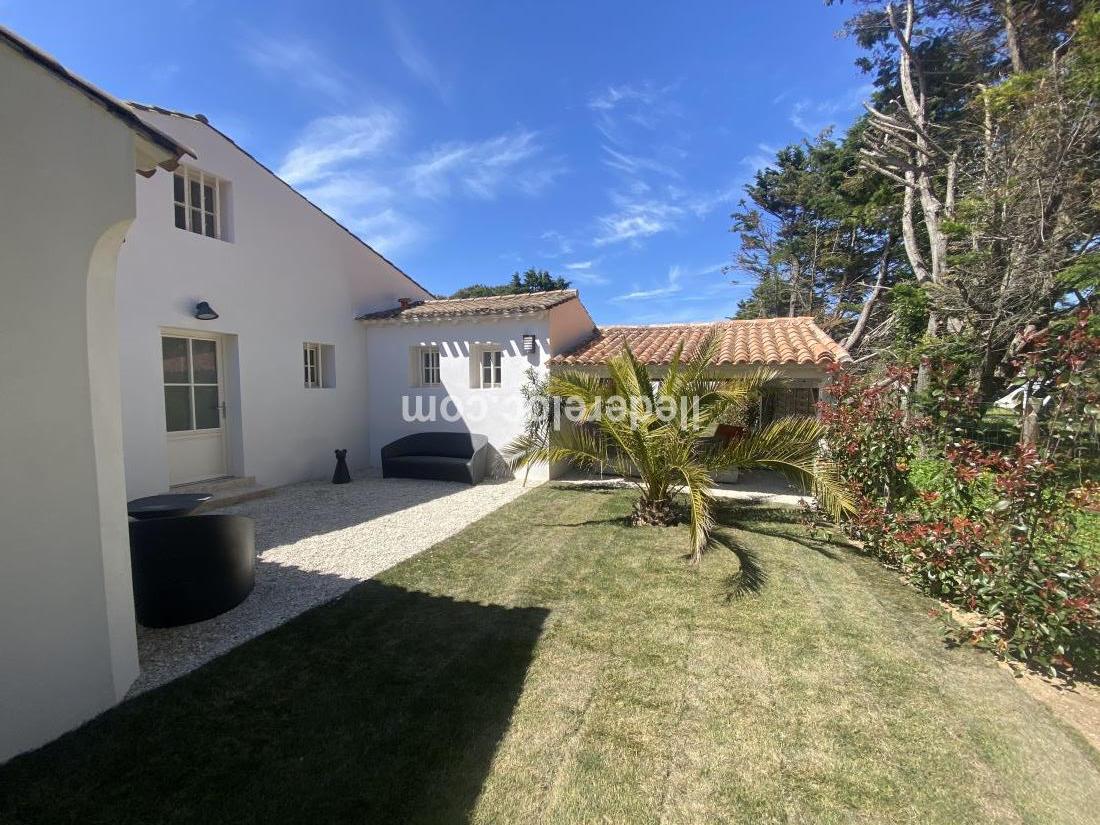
411;346;441;386
304;343;321;388
479;349;502;388
173;167;227;240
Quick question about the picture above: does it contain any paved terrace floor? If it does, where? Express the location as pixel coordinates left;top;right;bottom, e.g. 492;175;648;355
131;474;531;695
555;469;812;507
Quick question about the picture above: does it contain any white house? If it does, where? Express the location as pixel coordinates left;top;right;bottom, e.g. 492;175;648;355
359;290;595;478
117;105;434;498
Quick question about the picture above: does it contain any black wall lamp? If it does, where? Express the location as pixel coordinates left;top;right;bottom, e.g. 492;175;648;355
194;301;219;321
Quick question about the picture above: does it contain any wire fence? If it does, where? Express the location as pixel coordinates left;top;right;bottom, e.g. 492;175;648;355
927;394;1100;475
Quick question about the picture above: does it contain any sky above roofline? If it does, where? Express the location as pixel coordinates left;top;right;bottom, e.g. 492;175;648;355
3;1;870;325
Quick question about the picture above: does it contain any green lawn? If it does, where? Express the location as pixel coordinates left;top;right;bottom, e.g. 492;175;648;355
2;485;1099;824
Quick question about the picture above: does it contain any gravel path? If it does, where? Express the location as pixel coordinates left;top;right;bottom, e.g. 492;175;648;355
130;474;531;695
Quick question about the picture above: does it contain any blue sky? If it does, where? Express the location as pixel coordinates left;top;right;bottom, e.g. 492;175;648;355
4;1;870;323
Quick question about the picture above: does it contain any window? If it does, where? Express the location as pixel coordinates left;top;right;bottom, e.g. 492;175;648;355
479;349;502;388
412;345;441;386
304;343;321;388
162;335;221;432
304;343;336;389
173;167;225;239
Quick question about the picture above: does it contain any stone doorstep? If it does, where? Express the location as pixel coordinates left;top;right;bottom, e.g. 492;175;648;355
169;476;276;511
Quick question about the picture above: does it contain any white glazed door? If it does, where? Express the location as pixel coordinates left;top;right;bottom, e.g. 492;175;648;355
162;332;227;485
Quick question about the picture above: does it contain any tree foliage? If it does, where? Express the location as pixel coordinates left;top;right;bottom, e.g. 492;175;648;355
730;1;1099;402
449;268;570;299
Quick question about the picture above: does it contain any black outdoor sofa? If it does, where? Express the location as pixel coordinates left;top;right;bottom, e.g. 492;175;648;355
381;432;491;484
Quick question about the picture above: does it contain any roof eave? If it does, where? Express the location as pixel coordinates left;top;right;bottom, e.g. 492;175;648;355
357;308;555;325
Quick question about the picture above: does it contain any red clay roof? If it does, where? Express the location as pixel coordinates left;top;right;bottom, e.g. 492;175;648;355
357;289;579;322
550;318;850;367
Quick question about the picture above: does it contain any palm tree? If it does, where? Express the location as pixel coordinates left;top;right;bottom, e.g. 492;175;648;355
505;336;852;563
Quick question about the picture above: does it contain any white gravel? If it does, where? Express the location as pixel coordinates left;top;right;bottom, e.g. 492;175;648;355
130;473;532;695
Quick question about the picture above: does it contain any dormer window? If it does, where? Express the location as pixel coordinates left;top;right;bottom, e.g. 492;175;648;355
173;167;227;240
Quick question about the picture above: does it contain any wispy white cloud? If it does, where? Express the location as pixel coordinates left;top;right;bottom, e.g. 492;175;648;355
685;185;739;219
582;79;735;251
408;130;564;200
383;1;450;100
788;83;874;137
561;260;609;286
276;111;563;255
593;207;677;246
242;34;349;100
693;261;729;277
601;145;681;179
277;112;400;186
592;180;736;247
606;264;744;323
344;208;422;257
588;81;672;113
589;81;681;147
740;142;781;175
612;265;684;301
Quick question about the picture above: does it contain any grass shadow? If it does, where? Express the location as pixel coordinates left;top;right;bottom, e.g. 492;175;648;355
713;501;852;561
532;517;629;528
0;580;548;825
711;531;768;600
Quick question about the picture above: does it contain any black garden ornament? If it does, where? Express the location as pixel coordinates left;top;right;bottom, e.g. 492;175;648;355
332;449;351;484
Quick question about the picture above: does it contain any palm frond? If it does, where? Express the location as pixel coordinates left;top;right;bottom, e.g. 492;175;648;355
672;459;715;563
711;416;853;520
547;370;611;412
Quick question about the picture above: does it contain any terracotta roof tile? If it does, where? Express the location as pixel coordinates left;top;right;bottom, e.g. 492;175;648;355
550;318;850;367
357;289;579;322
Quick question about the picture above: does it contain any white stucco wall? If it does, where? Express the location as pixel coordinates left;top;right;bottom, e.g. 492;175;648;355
0;44;144;762
364;315;553;477
116;112;431;497
548;296;597;356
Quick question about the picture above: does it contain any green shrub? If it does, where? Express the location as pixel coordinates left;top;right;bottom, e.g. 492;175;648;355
820;364;1099;676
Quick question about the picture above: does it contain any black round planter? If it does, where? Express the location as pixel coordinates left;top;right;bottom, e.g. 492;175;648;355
129;514;255;628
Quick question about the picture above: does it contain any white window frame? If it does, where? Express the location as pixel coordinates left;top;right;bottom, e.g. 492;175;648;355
304;343;322;388
415;345;441;387
173;167;223;239
162;334;222;433
478;348;503;388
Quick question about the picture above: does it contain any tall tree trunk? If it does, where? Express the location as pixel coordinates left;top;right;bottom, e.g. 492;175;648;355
787;259;800;317
844;234;893;351
901;178;930;283
1002;0;1026;73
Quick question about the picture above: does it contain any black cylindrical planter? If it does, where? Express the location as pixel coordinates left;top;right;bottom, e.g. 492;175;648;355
129;514;255;627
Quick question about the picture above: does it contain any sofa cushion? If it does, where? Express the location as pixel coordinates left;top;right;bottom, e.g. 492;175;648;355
384;432;487;459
